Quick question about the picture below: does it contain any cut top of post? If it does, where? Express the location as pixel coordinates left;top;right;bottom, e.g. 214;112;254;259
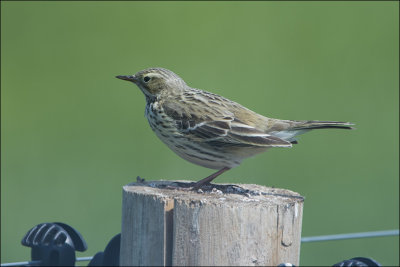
123;180;304;206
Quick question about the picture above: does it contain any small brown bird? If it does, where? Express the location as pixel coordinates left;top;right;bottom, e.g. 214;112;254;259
117;68;353;189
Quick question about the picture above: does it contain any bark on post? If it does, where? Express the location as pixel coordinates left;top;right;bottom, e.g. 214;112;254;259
120;181;304;266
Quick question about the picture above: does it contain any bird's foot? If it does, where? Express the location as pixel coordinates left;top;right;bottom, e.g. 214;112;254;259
165;185;193;191
164;181;210;192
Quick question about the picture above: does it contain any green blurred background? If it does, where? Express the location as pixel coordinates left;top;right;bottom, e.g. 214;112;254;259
1;1;398;266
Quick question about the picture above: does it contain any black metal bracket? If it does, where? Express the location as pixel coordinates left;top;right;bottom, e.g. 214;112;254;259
21;222;120;266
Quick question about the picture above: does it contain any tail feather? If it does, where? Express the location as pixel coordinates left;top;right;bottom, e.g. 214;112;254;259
269;120;354;145
271;120;355;144
291;121;355;130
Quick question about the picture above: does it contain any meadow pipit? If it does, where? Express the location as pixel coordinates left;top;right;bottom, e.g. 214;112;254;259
117;68;353;189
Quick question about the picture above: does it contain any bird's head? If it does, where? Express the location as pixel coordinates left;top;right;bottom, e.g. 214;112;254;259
116;68;186;99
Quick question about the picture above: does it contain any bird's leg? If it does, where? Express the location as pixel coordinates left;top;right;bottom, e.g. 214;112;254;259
192;167;231;190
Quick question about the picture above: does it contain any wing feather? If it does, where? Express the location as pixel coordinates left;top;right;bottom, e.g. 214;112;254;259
185;118;291;147
161;99;291;147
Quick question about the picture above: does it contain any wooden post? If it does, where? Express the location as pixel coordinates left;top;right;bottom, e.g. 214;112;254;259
120;181;304;266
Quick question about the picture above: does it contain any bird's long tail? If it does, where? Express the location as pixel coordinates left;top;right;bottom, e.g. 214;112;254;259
270;120;354;144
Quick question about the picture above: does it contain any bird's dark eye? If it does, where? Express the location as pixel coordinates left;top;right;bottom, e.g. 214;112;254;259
143;76;151;83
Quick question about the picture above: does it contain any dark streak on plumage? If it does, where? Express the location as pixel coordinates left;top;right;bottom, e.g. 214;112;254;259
184;152;216;162
229;133;291;147
185;144;227;159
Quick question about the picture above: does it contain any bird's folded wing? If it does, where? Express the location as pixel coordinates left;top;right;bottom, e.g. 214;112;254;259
186;119;292;148
161;100;291;147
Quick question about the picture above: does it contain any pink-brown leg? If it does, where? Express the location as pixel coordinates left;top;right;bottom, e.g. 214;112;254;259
192;167;231;190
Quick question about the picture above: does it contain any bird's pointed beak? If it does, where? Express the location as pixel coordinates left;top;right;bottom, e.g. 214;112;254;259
116;75;138;83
